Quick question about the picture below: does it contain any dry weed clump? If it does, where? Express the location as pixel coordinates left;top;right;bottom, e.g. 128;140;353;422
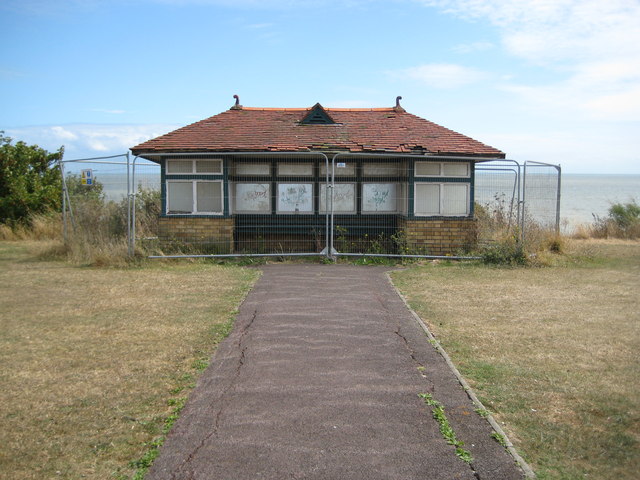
0;212;61;241
571;201;640;240
1;183;161;266
475;198;565;265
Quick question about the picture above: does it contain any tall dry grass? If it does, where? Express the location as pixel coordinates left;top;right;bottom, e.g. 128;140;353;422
0;187;161;266
475;198;565;265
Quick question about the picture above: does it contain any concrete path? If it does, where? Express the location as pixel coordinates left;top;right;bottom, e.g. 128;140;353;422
147;265;525;480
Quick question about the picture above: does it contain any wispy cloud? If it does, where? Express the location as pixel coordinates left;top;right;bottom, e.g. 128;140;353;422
5;124;179;158
419;0;640;121
389;63;490;89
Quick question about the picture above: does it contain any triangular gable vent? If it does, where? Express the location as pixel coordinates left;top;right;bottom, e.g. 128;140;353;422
300;103;336;125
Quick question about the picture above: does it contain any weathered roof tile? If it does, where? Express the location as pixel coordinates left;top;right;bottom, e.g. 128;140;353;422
131;104;504;158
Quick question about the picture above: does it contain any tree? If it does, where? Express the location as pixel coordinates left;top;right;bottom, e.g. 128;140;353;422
0;132;64;225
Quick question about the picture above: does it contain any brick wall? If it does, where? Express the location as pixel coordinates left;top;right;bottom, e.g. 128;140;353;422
158;217;234;253
399;217;478;256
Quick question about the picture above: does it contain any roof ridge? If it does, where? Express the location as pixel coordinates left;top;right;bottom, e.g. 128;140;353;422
237;107;308;112
233;107;397;113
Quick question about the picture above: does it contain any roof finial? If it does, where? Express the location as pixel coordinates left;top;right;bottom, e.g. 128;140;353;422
394;96;405;113
231;94;242;110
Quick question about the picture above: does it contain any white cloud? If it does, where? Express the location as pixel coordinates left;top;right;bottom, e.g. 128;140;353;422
5;124;179;159
420;0;640;121
391;63;490;89
50;126;78;141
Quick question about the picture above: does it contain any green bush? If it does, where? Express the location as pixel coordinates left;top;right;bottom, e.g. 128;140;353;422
609;201;640;232
588;201;640;239
0;133;63;225
481;237;528;266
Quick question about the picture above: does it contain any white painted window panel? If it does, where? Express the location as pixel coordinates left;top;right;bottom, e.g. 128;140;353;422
319;183;356;213
277;183;313;213
196;182;222;213
234;183;271;213
196;159;222;174
415;162;441;176
362;183;398;212
167;182;193;213
442;163;469;177
277;163;313;176
235;163;271;176
414;183;440;215
442;184;468;215
167;160;193;174
363;163;400;177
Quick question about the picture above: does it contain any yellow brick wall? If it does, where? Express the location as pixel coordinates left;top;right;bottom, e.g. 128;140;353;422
398;217;477;256
158;217;234;253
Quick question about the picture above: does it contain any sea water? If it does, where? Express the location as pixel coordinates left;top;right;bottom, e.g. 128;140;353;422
560;175;639;228
90;171;639;232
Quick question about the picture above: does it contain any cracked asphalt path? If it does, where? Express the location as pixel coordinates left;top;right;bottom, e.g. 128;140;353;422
147;265;524;480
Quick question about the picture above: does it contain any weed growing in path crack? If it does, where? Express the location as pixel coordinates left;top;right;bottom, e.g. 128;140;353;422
474;407;490;418
419;393;473;464
491;432;508;447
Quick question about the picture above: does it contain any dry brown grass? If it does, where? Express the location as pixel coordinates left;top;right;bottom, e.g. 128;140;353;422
392;239;640;480
0;241;258;479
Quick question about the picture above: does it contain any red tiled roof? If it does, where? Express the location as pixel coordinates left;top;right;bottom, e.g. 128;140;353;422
131;105;505;158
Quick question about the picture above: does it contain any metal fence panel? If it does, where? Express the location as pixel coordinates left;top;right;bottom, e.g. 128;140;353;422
60;154;560;259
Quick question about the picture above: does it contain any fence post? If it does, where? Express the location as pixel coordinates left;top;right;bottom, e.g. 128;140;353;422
126;152;133;256
555;165;562;234
60;157;67;243
520;161;527;246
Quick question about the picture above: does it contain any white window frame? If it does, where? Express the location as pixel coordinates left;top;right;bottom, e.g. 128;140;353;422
166;179;224;215
414;161;470;178
166;158;223;175
414;182;470;217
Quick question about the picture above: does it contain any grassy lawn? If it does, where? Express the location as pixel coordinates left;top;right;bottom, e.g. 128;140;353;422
0;242;259;479
392;240;640;480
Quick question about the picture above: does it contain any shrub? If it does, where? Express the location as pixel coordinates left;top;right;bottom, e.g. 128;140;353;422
579;201;640;239
481;236;528;266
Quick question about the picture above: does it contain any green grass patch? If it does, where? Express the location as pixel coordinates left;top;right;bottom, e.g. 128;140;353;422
393;239;640;480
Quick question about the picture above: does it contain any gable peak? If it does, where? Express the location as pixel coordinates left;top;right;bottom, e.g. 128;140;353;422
300;103;336;125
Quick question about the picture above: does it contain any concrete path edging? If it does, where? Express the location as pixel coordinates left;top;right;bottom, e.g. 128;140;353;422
386;272;536;479
147;264;530;480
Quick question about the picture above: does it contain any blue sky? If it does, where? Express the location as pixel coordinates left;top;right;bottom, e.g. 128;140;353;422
1;0;639;174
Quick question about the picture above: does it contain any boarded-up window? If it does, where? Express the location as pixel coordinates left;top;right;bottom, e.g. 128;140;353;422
277;183;313;213
233;183;271;213
167;181;193;213
362;183;398;213
277;163;313;176
363;163;401;177
414;183;469;216
167;159;222;174
415;161;469;178
319;183;356;213
235;163;271;176
196;182;222;213
167;180;223;214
